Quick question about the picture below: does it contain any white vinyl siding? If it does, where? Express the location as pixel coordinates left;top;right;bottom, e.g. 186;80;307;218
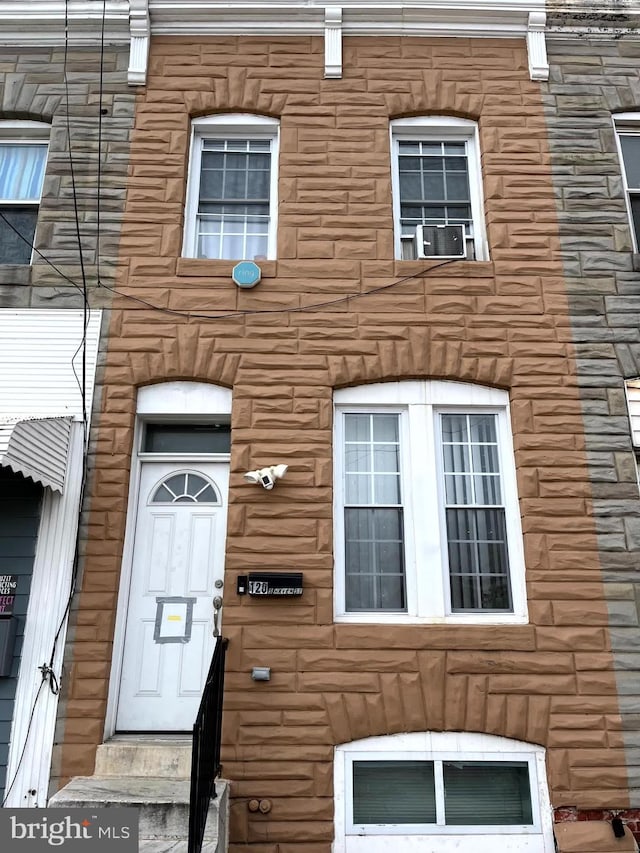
0;309;102;419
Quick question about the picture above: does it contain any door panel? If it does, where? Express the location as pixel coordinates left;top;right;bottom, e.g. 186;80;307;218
116;461;228;731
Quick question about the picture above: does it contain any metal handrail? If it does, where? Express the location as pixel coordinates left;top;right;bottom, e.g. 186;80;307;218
188;636;228;853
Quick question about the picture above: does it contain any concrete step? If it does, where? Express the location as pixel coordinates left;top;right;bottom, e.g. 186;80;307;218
49;776;228;849
94;738;193;779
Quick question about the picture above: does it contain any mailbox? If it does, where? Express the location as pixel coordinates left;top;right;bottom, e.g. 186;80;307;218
0;617;17;677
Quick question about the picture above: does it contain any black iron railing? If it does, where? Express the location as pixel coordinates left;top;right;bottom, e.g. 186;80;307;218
188;636;228;853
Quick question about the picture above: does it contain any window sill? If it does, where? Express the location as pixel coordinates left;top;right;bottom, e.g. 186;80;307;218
394;259;494;277
0;265;32;286
177;257;277;278
335;613;528;626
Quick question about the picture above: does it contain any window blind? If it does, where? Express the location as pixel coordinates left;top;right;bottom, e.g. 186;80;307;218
352;760;436;824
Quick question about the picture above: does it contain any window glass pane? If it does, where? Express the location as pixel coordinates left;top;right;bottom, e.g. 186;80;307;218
444;472;472;504
473;473;501;504
374;473;400;503
346;473;371;504
445;172;470;201
144;424;231;453
0;207;36;264
196;136;272;259
373;444;399;474
631;194;640;247
245;233;269;261
447;507;511;610
444;142;466;155
471;442;499;474
621;135;640;188
444;156;467;173
0;144;47;200
442;414;468;442
443;442;470;474
345;414;370;442
345;446;370;474
399;173;422;199
353;761;436;824
372;415;399;442
345;414;400;504
443;762;533;825
345;508;405;610
424;172;445;200
469;414;497;444
221;232;245;259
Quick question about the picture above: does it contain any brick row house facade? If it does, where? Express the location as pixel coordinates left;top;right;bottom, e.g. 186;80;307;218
2;1;640;852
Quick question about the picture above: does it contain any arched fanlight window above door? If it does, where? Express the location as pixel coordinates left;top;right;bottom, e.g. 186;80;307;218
150;471;221;505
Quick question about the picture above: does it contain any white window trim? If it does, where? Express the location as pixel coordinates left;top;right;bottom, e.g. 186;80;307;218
390;116;489;262
333;381;527;625
333;732;555;853
182;113;279;261
613;112;640;253
0;120;50;265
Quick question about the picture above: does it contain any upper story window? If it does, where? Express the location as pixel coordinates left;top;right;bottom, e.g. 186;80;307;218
333;381;526;624
183;114;279;261
390;117;488;262
614;113;640;251
0;121;49;264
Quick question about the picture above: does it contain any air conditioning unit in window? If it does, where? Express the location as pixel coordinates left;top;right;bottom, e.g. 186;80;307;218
416;224;466;259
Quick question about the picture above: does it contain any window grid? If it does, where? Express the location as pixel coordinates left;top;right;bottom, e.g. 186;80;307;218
197;138;271;260
343;413;406;612
150;472;220;505
398;140;472;235
441;413;512;612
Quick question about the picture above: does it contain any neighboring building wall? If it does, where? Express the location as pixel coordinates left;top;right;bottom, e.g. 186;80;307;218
0;46;135;307
54;34;627;850
544;24;640;814
0;39;135;803
0;469;42;800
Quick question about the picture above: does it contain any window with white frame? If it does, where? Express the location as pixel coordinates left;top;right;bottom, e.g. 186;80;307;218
614;114;640;251
183;114;279;261
390;117;488;261
334;381;527;623
0;121;49;264
334;732;554;853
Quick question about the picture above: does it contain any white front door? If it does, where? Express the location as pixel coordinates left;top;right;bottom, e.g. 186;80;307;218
116;460;228;731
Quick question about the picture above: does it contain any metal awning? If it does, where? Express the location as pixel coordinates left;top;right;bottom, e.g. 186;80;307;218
0;416;73;493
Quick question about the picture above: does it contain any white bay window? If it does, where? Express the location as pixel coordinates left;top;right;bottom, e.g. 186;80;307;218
334;381;527;623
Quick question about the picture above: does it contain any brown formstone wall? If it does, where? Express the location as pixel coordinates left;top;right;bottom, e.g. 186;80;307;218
55;35;627;851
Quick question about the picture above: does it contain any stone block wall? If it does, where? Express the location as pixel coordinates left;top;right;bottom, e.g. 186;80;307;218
0;46;135;308
53;34;633;851
544;30;640;810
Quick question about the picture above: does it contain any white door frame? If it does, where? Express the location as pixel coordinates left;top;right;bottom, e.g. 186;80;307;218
104;382;232;739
